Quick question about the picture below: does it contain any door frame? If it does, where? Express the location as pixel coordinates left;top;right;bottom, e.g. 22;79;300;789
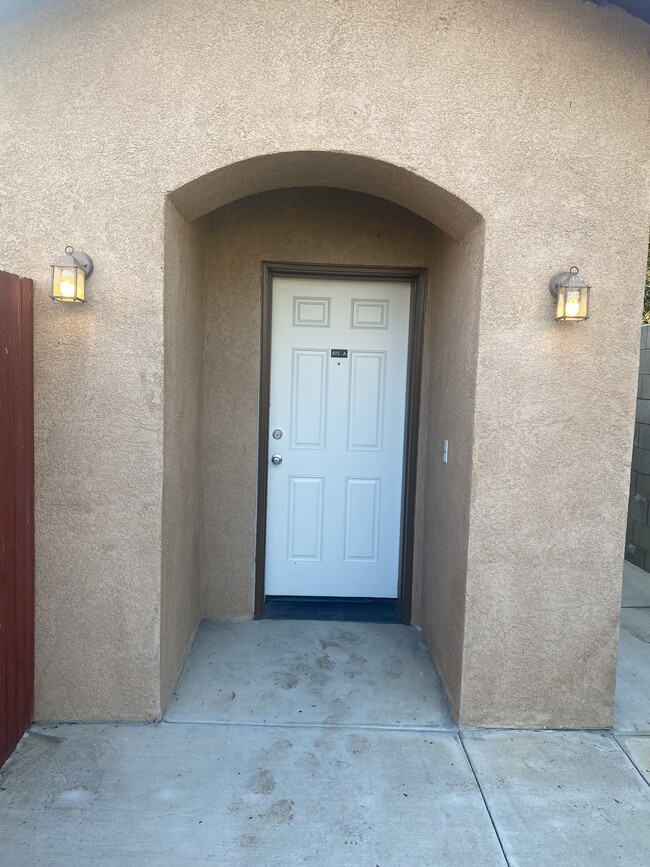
254;262;428;623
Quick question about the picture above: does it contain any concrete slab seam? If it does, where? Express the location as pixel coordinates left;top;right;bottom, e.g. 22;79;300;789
458;730;511;867
612;733;650;791
161;718;458;733
459;726;613;735
613;728;650;737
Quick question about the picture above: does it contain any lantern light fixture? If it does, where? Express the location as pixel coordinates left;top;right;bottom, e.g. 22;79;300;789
50;246;93;303
549;266;590;322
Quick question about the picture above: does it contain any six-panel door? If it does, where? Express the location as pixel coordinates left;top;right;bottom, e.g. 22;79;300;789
265;276;411;598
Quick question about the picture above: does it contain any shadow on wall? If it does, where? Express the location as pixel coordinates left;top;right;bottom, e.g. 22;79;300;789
626;324;650;573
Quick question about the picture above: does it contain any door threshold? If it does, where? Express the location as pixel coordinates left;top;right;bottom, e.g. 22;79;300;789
262;596;402;623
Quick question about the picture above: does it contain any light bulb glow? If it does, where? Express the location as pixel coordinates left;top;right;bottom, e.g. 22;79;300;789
59;275;76;297
565;290;581;319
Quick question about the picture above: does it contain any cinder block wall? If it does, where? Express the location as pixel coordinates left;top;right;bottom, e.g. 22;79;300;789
626;324;650;572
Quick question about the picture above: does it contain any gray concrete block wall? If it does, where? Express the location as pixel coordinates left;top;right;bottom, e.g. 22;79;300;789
626;325;650;572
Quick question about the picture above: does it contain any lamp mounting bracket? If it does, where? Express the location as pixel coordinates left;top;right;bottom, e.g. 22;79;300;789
549;266;581;299
549;271;571;299
69;248;94;278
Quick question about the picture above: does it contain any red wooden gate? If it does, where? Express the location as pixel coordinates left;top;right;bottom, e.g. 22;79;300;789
0;271;34;767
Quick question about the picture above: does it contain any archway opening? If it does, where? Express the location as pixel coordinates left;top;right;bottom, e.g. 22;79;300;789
161;153;485;722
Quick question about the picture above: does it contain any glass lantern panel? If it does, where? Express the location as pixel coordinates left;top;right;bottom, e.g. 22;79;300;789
52;264;85;301
556;285;589;320
75;268;85;302
53;266;74;300
564;288;582;320
578;286;589;319
56;268;77;301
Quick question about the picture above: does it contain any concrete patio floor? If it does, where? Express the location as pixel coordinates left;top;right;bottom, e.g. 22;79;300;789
1;565;650;866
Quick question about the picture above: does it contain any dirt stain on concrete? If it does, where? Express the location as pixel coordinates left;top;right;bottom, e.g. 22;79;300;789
247;769;276;795
273;671;299;689
346;734;369;755
316;655;335;671
260;798;294;823
335;629;363;646
235;833;260;848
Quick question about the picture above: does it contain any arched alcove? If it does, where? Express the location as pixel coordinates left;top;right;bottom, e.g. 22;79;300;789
162;152;485;721
168;151;482;240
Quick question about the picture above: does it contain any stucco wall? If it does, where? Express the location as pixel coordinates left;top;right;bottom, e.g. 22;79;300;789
1;0;648;724
414;225;486;719
460;241;647;725
161;202;204;709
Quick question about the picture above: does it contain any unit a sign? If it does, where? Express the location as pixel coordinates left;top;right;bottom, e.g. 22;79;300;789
330;349;348;358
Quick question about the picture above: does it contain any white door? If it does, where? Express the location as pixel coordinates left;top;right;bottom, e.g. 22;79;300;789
264;276;411;598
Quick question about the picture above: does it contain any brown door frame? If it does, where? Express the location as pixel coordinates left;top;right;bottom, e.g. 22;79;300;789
254;262;428;624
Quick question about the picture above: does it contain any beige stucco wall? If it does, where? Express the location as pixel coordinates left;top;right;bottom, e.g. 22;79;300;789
1;0;648;724
160;202;204;709
414;224;486;720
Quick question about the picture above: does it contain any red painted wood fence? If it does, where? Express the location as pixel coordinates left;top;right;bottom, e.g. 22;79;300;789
0;271;34;767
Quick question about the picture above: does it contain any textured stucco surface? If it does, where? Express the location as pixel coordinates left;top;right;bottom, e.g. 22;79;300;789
201;188;446;620
1;0;649;723
172;151;481;240
415;225;486;719
160;202;204;709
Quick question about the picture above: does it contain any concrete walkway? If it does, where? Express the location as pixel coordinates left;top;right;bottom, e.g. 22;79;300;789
1;570;650;865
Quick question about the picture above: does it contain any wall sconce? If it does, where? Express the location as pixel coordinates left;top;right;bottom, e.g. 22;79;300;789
549;266;590;321
50;246;93;303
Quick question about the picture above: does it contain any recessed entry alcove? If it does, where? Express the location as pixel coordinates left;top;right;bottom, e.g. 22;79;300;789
162;152;485;720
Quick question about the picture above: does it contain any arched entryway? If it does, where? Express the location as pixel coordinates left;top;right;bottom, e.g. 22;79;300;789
161;152;485;722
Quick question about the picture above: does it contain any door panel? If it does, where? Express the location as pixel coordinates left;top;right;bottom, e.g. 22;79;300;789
348;351;386;450
265;276;411;598
291;350;328;449
288;477;324;561
344;478;381;562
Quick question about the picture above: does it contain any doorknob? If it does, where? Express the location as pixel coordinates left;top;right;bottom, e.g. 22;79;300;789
271;454;283;465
